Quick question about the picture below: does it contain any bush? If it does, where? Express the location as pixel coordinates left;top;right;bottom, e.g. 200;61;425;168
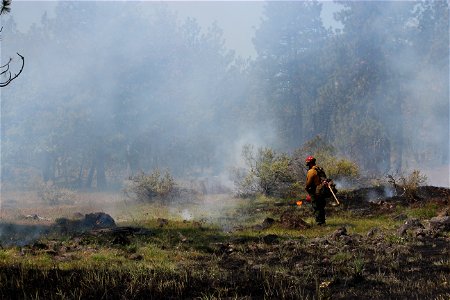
386;169;427;198
233;138;362;199
231;167;258;198
124;169;175;202
325;158;360;180
405;170;428;189
233;145;295;198
292;136;360;184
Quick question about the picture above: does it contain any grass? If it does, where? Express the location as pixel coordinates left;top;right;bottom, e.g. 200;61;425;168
403;202;440;219
0;190;449;299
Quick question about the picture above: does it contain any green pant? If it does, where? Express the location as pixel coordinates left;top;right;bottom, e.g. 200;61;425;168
311;194;326;224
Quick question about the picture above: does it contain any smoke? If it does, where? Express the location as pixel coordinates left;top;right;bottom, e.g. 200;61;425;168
1;2;269;188
0;1;448;239
0;223;49;247
372;2;449;184
364;186;395;203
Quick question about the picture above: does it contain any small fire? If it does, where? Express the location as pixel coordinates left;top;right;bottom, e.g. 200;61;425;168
296;200;303;206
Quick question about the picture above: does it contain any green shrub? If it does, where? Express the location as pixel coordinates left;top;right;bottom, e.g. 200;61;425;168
233;145;295;198
325;158;360;179
124;169;175;202
292;136;360;184
233;138;361;198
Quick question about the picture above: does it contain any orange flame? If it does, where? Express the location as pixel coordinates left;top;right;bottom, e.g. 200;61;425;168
296;200;303;206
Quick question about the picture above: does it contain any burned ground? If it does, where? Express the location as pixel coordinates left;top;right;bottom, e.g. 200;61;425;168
0;186;448;299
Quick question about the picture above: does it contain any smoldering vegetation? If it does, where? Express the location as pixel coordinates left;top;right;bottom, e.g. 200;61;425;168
0;2;449;298
0;185;448;299
0;1;448;194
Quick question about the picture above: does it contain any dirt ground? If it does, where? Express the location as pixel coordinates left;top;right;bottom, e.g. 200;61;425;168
0;186;449;299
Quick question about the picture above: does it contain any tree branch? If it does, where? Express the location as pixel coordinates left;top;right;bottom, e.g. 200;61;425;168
0;53;24;87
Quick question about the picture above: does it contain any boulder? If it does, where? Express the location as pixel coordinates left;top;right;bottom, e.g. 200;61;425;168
83;212;116;229
429;216;450;231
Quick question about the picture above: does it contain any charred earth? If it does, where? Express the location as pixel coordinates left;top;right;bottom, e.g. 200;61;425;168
0;186;448;299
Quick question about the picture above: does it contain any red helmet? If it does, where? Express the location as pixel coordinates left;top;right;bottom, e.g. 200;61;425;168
305;155;316;165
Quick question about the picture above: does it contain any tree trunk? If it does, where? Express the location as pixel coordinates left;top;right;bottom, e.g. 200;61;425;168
42;151;55;182
86;161;95;188
85;149;107;190
96;151;106;189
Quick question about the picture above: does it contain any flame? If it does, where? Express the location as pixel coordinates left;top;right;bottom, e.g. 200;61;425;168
296;200;303;206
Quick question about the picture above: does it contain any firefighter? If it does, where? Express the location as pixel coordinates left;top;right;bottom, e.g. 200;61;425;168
305;156;327;225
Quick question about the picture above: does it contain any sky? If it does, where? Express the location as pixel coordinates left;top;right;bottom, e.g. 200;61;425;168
10;1;263;58
9;1;340;59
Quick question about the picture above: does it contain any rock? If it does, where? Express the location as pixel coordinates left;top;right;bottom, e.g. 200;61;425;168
24;214;49;221
214;243;234;254
394;213;408;221
367;227;379;237
414;228;428;239
429;216;450;231
311;237;329;246
262;234;279;244
252;264;264;271
261;218;275;229
331;227;347;240
398;218;424;236
437;208;449;217
252;224;263;231
83;212;116;229
340;235;353;245
129;253;144;261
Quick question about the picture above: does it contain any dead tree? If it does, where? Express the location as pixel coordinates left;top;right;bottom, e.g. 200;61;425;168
0;0;24;87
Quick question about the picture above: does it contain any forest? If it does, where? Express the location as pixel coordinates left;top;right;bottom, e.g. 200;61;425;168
0;2;449;299
1;1;448;190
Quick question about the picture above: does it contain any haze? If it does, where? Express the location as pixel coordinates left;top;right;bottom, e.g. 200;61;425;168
1;1;448;192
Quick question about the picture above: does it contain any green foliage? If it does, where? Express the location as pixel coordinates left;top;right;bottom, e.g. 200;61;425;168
1;2;242;188
293;136;360;183
124;169;175;202
234;145;295;198
235;138;360;198
0;189;449;299
2;2;447;190
325;158;360;180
